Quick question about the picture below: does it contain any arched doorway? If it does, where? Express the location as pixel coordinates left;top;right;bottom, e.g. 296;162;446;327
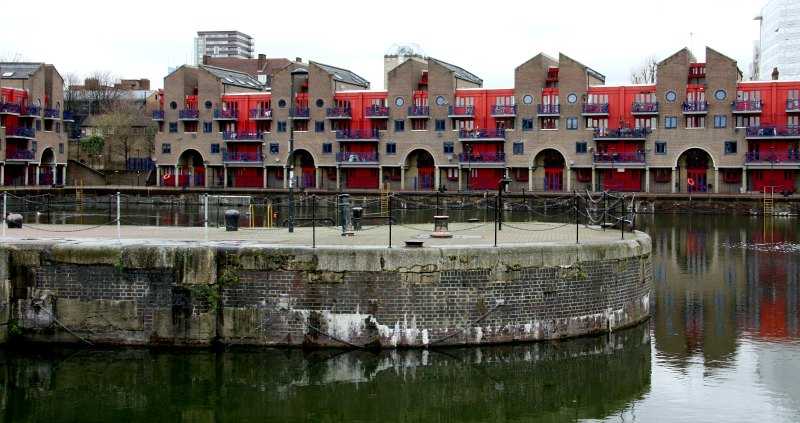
677;149;713;193
404;149;435;191
39;148;56;185
177;149;205;187
533;149;565;192
290;149;316;189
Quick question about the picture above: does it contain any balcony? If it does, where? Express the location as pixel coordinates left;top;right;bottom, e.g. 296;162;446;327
6;127;36;139
6;149;35;161
631;102;659;115
63;111;74;122
745;125;800;139
336;128;380;140
408;106;430;118
249;108;273;120
43;108;60;119
731;100;762;114
336;151;380;164
745;151;800;164
458;152;506;163
222;150;263;163
326;107;352;119
365;105;389;118
458;128;506;141
682;101;708;114
785;99;800;113
22;106;41;117
593;127;650;140
537;104;560;116
592;152;646;165
179;109;199;120
213;109;239;120
152;110;165;120
582;103;609;116
491;105;517;117
291;107;310;119
0;102;21;115
448;106;474;118
222;131;264;141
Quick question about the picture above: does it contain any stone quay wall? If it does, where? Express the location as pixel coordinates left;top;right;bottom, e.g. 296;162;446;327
0;235;652;348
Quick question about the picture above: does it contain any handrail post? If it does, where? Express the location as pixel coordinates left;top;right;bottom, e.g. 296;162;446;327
574;190;579;244
2;191;6;237
388;194;393;249
312;195;316;248
203;194;209;241
116;191;121;242
494;194;498;247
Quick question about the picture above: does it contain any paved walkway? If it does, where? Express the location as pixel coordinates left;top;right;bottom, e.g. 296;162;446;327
1;221;631;248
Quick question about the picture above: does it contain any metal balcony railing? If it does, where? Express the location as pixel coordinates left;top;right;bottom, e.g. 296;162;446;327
326;107;352;118
6;149;35;160
0;102;21;114
458;152;506;163
152;110;165;120
537;104;560;115
222;150;263;162
292;107;310;118
592;152;646;164
448;105;474;116
408;106;430;117
22;105;41;117
582;103;609;114
335;128;380;140
458;128;506;139
336;151;379;162
731;100;762;113
786;99;800;113
682;101;708;113
593;127;651;139
179;109;199;119
7;127;36;138
491;105;517;116
745;125;800;138
631;102;659;114
43;108;60;119
745;151;800;163
365;105;389;117
62;111;74;121
222;131;263;141
213;109;239;119
249;108;273;119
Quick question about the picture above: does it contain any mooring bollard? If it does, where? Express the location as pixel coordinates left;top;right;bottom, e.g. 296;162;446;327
7;213;23;229
339;194;353;236
352;207;363;231
225;209;240;231
431;215;452;238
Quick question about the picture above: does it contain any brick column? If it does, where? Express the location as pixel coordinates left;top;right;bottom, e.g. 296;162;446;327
262;167;267;189
223;167;228;188
645;168;650;193
204;165;209;188
315;167;321;189
565;167;571;192
591;167;596;192
378;166;384;189
670;168;676;193
457;168;462;191
528;167;533;191
714;168;719;193
0;165;4;186
434;166;440;190
24;166;29;185
400;167;405;190
34;165;39;185
335;167;341;190
283;167;288;189
741;170;748;193
173;166;178;187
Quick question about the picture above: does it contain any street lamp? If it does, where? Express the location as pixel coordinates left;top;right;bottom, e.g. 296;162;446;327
288;66;308;233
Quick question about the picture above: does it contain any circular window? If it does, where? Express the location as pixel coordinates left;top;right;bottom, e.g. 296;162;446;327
204;100;212;109
714;89;727;101
435;95;446;106
169;101;177;110
567;93;578;104
278;99;287;108
665;90;677;103
394;97;405;107
522;95;533;105
315;99;324;108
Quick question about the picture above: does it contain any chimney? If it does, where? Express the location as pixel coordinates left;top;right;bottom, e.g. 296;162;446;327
772;67;779;80
257;54;266;70
140;79;150;90
295;57;302;63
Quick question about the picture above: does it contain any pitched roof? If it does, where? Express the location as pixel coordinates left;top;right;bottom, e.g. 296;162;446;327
200;65;264;90
202;56;292;82
311;62;370;88
0;62;43;79
430;58;483;85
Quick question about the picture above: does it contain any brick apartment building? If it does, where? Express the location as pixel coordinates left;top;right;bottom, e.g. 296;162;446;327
152;46;800;194
1;62;70;186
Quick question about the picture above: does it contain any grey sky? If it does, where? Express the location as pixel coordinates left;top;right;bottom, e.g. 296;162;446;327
1;0;764;89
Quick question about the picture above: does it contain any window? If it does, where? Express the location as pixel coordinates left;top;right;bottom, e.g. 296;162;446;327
293;120;308;131
634;117;656;129
435;119;446;132
394;120;405;132
513;142;524;155
686;116;705;129
412;119;427;130
183;121;198;133
585;117;608;129
210;144;220;154
655;141;667;154
162;144;171;154
566;117;578;130
664;116;678;129
576;142;587;154
59;143;64;154
203;121;213;133
735;115;760;128
713;115;727;128
788;116;799;126
540;117;559;129
724;141;737;154
269;143;279;154
443;142;454;154
277;121;287;132
522;118;534;131
169;101;177;110
169;122;177;133
386;143;397;155
322;143;332;154
315;121;325;132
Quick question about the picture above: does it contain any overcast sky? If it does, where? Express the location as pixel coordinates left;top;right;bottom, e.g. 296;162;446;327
2;0;765;89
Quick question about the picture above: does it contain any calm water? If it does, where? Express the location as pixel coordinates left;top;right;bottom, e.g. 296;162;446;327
1;215;799;422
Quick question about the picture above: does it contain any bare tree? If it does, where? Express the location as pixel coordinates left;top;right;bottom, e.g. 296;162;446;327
93;101;155;169
84;71;124;115
630;56;658;84
63;72;82;113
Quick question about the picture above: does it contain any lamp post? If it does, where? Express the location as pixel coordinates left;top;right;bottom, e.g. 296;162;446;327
288;66;308;233
497;177;511;230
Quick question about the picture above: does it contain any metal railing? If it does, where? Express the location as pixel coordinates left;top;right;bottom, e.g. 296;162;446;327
458;152;506;162
408;106;430;117
786;99;800;112
537;104;560;115
631;102;658;113
293;107;310;118
23;105;41;116
582;103;609;114
222;150;263;162
0;102;21;114
43;108;60;119
682;101;708;113
152;110;164;120
458;128;506;139
249;108;273;119
745;125;800;138
336;151;379;162
222;131;263;141
365;105;389;117
593;152;646;164
335;128;380;140
593;127;651;139
213;109;239;119
732;100;762;113
6;149;35;160
745;151;800;163
326;107;352;118
491;105;517;116
179;109;199;119
7;127;36;138
448;105;474;116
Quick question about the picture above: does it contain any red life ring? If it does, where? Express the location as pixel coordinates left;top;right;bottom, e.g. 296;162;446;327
687;177;695;187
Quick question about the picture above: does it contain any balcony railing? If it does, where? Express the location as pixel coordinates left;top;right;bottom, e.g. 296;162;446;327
152;110;165;120
335;128;380;140
786;99;800;113
365;105;389;117
537;104;560;115
213;109;239;119
682;101;708;113
593;152;646;164
326;107;352;118
745;151;800;163
745;125;800;138
179;109;199;120
292;107;310;118
336;151;379;163
458;152;506;163
731;100;762;113
593;127;651;139
43;108;60;119
249;108;273;119
491;105;517;116
9;127;36;138
458;128;506;140
631;102;659;114
448;106;474;117
222;131;263;141
582;103;609;114
6;149;35;160
62;111;74;121
22;106;41;117
408;106;430;117
222;150;263;163
0;102;21;114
